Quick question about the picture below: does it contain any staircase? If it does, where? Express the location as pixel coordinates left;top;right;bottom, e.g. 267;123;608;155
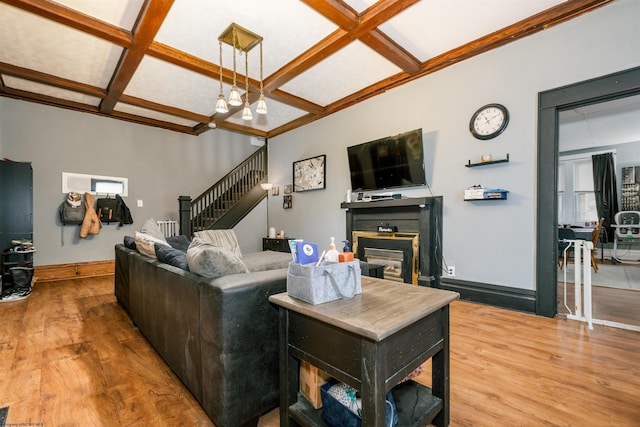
179;145;268;236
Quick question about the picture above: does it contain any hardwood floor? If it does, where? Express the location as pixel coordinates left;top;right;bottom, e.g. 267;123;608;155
1;276;639;426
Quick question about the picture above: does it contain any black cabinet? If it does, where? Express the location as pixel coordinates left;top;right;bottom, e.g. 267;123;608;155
263;237;294;253
0;160;34;290
2;249;35;287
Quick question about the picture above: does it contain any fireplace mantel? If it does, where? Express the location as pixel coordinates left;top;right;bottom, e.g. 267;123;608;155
341;196;443;287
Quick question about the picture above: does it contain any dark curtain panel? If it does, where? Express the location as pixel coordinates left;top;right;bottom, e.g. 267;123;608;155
592;153;619;241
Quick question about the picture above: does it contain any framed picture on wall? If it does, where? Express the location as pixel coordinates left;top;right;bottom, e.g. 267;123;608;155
284;184;292;194
283;195;292;209
293;155;326;192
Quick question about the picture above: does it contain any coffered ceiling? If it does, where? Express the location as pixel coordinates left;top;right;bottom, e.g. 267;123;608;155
0;0;612;139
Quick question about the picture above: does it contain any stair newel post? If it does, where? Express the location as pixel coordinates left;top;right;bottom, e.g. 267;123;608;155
179;196;192;238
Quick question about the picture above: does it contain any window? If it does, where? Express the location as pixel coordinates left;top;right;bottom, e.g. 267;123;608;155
573;159;597;224
62;172;128;196
558;152;610;226
91;178;124;194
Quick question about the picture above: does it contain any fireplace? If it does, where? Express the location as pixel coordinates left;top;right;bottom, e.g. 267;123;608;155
341;197;442;287
353;231;419;284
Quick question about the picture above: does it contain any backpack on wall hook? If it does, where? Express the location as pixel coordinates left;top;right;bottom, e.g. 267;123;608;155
59;192;85;225
59;192;86;246
97;195;120;224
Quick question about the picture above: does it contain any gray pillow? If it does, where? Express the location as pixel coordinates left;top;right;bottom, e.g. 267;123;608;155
141;217;167;242
186;237;249;278
166;234;191;252
155;243;189;271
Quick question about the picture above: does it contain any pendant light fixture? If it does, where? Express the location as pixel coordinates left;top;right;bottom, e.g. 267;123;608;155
227;28;242;107
242;52;253;120
215;39;228;114
216;23;266;119
256;42;267;115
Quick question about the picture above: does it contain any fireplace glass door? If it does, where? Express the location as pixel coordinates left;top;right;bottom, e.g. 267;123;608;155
353;232;419;284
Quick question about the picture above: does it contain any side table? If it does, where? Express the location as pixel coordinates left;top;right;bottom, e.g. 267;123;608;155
263;237;295;253
269;277;459;427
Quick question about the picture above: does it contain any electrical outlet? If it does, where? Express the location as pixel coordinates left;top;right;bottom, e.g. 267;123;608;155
447;266;455;277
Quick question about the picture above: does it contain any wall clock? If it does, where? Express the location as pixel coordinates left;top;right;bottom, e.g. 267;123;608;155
469;103;509;140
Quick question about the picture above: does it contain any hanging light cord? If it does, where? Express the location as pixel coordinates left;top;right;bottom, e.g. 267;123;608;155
218;41;224;94
245;50;250;103
259;41;264;95
232;29;237;87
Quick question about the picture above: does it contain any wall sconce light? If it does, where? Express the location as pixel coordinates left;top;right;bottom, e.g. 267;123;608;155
260;183;273;191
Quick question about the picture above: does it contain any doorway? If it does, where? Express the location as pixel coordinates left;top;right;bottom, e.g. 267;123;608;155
536;65;640;319
556;96;640;328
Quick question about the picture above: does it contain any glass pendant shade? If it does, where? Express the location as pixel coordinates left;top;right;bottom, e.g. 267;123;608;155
256;94;267;114
242;102;253;120
215;94;229;113
228;85;242;106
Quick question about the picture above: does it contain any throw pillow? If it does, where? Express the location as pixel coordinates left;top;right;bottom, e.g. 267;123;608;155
194;229;242;258
186;237;249;278
155;243;189;271
166;234;191;252
135;231;170;258
141;217;167;242
123;235;137;250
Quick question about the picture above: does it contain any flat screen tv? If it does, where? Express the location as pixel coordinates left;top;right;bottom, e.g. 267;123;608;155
347;128;426;192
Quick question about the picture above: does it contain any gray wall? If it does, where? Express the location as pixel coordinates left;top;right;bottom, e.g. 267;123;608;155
266;0;640;291
0;99;262;265
1;0;638;292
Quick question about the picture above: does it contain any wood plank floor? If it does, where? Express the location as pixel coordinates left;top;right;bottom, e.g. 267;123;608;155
1;276;639;426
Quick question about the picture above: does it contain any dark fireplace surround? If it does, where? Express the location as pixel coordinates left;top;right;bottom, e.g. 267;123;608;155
341;197;443;287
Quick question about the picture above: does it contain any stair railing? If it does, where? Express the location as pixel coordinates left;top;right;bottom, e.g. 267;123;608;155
184;145;267;234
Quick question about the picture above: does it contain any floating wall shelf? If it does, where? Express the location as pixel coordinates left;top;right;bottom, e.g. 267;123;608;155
466;154;510;167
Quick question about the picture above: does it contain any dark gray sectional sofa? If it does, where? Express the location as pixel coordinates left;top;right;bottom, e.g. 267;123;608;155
114;243;292;427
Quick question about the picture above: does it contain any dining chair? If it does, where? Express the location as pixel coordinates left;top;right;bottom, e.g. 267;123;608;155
589;217;605;273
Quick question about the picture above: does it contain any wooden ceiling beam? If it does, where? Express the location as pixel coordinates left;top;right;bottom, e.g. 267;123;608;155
270;0;421;91
267;89;325;114
360;29;421;75
299;0;360;29
264;29;352;90
1;86;99;112
118;94;210;124
100;0;174;114
0;62;105;98
148;42;220;79
0;0;132;47
418;0;615;74
110;110;196;135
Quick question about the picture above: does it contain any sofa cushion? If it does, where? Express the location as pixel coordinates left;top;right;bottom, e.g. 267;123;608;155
186;237;249;278
194;229;242;258
166;234;191;252
242;250;293;272
135;231;170;258
155;243;190;271
141;217;167;242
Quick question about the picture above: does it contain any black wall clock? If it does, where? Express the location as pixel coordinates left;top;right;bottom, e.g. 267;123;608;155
469;103;509;140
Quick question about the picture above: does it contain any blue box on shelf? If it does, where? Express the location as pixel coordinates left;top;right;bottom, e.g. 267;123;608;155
483;189;508;199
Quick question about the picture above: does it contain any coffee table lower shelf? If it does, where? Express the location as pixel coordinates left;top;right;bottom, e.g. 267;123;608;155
289;380;443;427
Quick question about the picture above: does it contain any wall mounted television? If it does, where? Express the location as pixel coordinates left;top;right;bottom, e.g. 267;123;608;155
347;128;426;192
